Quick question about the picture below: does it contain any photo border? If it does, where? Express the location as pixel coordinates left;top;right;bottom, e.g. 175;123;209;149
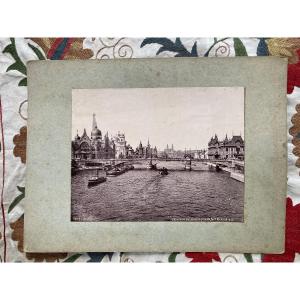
71;86;245;223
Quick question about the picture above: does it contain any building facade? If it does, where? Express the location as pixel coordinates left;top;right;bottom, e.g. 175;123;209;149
207;134;244;160
72;114;116;160
189;149;207;160
134;139;158;159
72;114;158;160
114;132;126;159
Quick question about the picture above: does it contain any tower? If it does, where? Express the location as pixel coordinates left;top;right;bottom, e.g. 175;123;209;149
92;113;97;129
91;113;102;140
146;138;151;158
115;132;126;159
138;141;143;157
224;133;228;143
90;113;102;159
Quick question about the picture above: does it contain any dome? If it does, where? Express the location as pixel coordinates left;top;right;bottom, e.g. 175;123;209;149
91;126;102;138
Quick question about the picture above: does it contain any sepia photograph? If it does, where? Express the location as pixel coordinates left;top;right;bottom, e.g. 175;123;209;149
71;87;245;222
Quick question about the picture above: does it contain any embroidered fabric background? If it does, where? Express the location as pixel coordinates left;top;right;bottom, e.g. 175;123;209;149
0;37;299;263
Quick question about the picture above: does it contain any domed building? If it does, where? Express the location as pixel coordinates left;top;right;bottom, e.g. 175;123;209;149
72;113;158;160
72;114;116;160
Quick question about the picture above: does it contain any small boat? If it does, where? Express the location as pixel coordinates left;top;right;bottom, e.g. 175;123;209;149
88;170;107;186
148;155;157;170
148;162;157;170
126;165;134;170
88;176;107;186
106;168;126;177
159;168;169;175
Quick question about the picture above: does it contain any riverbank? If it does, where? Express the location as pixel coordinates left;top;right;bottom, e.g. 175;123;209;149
206;162;244;182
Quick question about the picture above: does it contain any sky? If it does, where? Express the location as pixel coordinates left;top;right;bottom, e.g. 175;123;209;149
72;87;244;151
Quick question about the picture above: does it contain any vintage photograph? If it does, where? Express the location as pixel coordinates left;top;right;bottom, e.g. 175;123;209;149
71;87;245;222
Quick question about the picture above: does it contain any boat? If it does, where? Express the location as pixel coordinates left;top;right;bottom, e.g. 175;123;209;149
126;164;135;170
159;168;169;175
106;168;126;177
88;176;107;186
148;155;158;170
88;170;107;186
148;162;157;170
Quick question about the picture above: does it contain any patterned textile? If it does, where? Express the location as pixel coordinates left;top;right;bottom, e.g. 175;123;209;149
0;37;299;263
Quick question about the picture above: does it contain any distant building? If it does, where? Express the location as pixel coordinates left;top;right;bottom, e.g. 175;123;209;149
114;132;126;159
126;144;135;158
208;134;244;160
189;149;207;160
164;144;175;158
162;144;187;159
134;139;158;158
136;141;144;158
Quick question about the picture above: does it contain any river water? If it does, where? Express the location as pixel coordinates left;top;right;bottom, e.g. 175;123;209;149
71;164;244;222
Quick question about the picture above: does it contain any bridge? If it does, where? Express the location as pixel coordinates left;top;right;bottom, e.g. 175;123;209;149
77;157;244;172
81;157;242;164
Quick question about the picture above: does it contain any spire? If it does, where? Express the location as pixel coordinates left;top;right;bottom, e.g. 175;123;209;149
92;113;97;129
147;138;150;147
82;128;87;138
74;130;80;140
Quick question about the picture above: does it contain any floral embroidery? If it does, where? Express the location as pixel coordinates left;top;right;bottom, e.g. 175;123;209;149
10;215;67;262
287;49;300;94
141;38;198;57
30;38;93;60
289;104;300;168
1;37;300;262
185;252;221;262
13;126;27;164
267;38;300;63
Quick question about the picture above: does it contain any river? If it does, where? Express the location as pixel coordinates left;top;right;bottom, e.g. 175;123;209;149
71;164;244;222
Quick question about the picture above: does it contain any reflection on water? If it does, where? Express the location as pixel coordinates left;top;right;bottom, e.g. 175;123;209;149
71;166;244;222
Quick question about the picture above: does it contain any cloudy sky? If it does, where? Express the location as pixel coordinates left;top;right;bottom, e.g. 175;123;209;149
72;87;244;151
